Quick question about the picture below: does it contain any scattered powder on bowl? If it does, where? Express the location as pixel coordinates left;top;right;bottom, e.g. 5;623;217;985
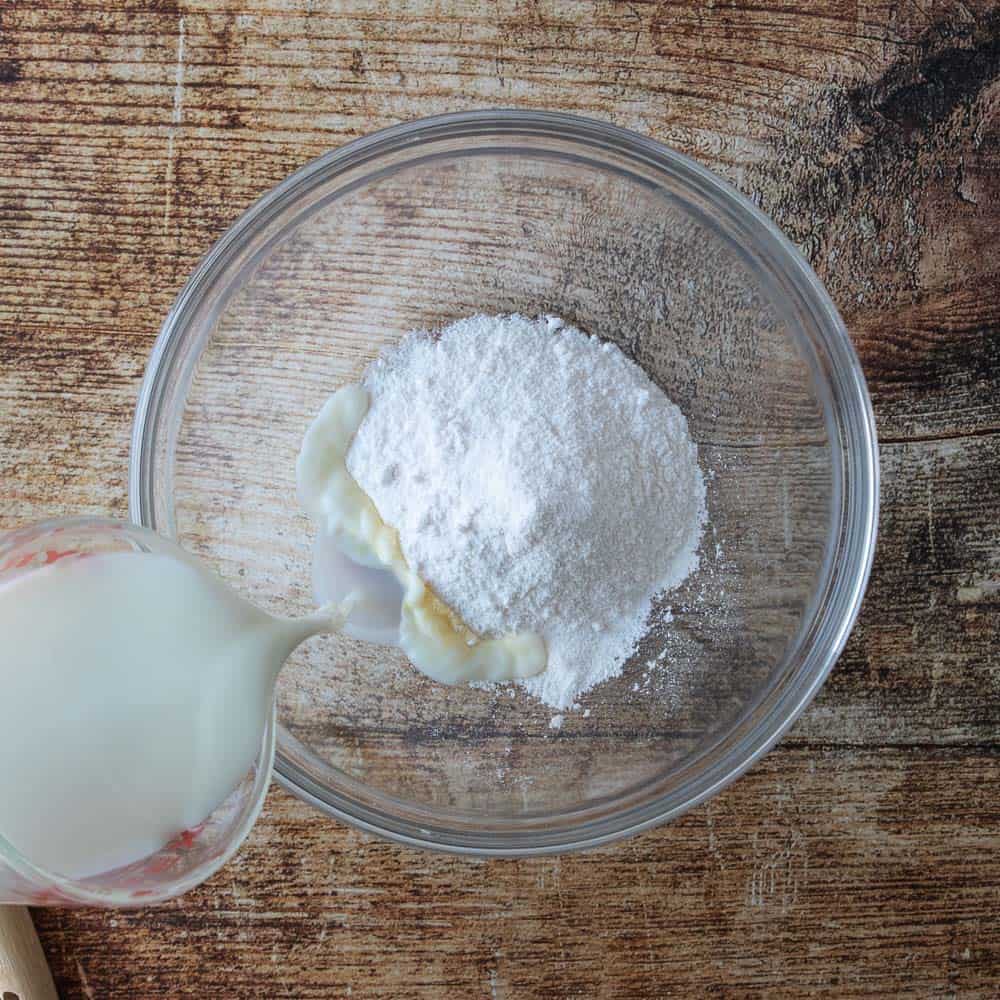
347;314;707;710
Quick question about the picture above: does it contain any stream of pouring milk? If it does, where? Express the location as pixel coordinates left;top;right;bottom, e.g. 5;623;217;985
0;550;338;880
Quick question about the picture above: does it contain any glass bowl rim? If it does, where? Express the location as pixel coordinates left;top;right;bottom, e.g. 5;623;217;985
129;109;879;856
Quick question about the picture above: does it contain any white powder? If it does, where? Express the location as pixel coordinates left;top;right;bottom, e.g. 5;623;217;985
347;314;707;709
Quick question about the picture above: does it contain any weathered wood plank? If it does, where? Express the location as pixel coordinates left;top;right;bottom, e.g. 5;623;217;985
2;0;999;997
796;433;1000;746
32;748;1000;998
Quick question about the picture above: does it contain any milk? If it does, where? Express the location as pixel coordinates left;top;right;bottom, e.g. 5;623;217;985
0;549;332;879
297;384;546;684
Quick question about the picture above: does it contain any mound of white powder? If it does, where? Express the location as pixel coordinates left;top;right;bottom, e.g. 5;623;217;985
347;314;707;709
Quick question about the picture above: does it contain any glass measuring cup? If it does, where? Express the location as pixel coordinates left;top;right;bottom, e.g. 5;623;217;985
0;517;275;907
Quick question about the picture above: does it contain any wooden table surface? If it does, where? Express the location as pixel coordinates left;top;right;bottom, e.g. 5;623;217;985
2;1;999;996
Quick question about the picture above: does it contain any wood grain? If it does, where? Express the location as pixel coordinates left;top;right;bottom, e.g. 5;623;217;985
2;0;998;996
32;751;1000;998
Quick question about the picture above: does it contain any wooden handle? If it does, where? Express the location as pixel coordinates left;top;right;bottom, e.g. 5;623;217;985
0;907;58;1000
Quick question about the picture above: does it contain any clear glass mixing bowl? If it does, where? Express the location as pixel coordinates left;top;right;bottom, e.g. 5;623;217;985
130;111;878;855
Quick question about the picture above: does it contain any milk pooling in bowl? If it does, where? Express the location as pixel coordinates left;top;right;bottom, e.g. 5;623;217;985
0;532;343;880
